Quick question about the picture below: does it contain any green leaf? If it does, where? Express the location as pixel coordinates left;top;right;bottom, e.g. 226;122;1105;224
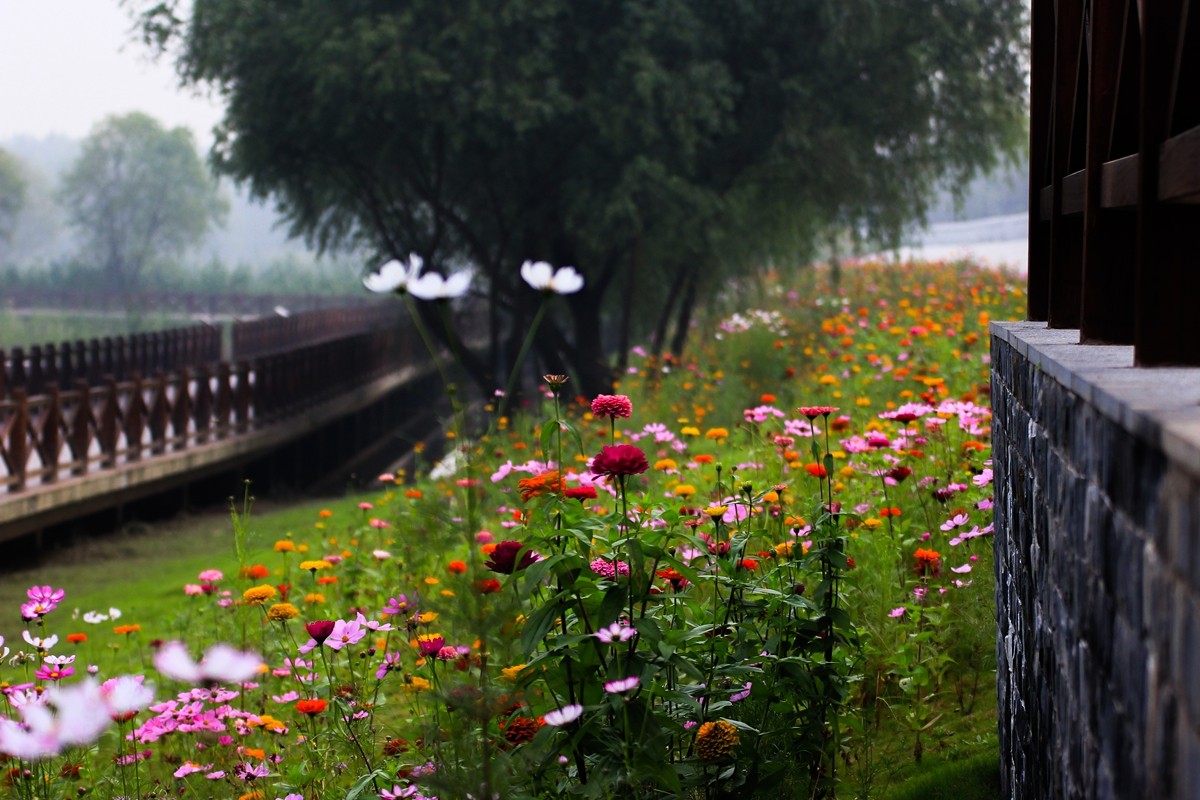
520;599;563;655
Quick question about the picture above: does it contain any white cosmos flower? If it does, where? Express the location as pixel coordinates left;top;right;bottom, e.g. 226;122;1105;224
520;260;584;295
154;642;262;685
408;269;472;300
22;631;57;651
364;253;424;293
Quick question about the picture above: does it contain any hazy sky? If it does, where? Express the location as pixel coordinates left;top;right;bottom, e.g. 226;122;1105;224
0;1;224;144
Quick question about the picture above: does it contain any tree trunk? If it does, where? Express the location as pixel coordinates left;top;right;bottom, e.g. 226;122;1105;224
670;269;698;358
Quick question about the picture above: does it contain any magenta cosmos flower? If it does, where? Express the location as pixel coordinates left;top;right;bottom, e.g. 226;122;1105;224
590;444;649;478
484;541;539;575
591;394;632;419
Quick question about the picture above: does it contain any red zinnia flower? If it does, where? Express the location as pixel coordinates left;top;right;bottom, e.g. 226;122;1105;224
484;541;539;575
564;486;598;502
798;406;838;419
475;579;502;594
804;463;828;478
590;444;649;478
591;394;633;419
240;564;269;580
295;699;328;715
448;560;468;574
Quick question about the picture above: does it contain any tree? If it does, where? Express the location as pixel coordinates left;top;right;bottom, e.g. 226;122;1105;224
131;0;1026;395
0;147;27;259
58;112;226;292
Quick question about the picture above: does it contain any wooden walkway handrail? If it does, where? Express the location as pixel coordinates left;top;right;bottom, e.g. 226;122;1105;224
1030;0;1199;364
0;324;403;496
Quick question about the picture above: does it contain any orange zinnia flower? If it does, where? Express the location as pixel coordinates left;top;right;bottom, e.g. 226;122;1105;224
804;463;828;478
66;633;87;644
113;624;141;635
517;470;564;502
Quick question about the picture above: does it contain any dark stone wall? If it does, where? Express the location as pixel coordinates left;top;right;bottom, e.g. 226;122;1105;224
991;322;1200;799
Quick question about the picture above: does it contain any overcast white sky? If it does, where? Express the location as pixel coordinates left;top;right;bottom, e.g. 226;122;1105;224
0;0;223;144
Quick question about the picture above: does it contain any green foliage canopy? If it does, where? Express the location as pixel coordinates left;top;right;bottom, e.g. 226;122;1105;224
0;147;27;253
132;0;1027;393
58;112;227;292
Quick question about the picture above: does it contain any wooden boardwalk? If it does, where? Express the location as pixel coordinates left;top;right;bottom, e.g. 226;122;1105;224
0;302;442;540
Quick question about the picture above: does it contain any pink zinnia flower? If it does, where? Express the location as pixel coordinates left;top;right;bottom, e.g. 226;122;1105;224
591;394;632;419
590;444;649;478
416;634;446;657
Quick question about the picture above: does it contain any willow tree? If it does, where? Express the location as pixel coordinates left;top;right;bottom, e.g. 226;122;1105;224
130;0;1026;395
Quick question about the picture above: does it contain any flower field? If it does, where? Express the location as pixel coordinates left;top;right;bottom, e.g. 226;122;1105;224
0;259;1023;799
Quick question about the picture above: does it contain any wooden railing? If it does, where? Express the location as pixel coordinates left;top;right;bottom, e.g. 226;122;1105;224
0;304;420;496
1;326;223;401
1030;0;1199;364
233;304;401;359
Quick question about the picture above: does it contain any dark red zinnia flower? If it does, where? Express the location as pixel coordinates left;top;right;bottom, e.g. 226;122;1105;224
484;541;539;575
590;444;649;478
305;620;336;643
501;716;542;745
591;394;633;419
887;466;914;482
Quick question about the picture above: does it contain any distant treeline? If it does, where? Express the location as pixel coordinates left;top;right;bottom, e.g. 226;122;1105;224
0;254;365;297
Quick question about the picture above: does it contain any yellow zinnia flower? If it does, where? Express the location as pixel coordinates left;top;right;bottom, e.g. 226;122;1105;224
695;720;740;762
299;560;332;572
266;603;300;621
242;585;277;605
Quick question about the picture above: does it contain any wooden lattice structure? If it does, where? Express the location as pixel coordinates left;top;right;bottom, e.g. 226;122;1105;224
1030;0;1199;363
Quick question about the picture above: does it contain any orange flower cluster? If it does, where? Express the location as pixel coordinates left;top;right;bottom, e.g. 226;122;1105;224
518;470;564;502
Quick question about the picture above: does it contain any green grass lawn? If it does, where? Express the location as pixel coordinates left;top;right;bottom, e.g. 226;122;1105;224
0;308;194;349
0;495;365;645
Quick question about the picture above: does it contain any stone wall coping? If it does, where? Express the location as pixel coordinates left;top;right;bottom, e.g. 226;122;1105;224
991;321;1200;481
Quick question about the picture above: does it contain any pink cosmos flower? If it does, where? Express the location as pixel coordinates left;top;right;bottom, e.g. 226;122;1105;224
27;586;65;605
543;704;583;727
324;619;366;651
0;679;113;759
174;761;212;778
594;623;636;643
154;642;262;684
604;676;640;694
